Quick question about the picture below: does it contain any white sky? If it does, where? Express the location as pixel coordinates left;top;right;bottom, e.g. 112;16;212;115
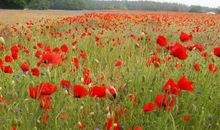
127;0;220;8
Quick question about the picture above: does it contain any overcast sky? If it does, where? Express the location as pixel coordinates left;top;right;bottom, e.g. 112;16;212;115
127;0;220;8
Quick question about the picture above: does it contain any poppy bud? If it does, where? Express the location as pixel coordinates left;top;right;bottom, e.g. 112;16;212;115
0;37;5;45
107;112;111;119
106;86;117;99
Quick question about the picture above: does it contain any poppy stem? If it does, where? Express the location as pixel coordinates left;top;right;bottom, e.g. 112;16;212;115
47;67;51;81
169;113;177;130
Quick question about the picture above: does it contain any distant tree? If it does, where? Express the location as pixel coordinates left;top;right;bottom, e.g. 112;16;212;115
217;7;220;13
189;6;203;13
0;0;31;9
49;0;89;10
27;0;49;9
1;0;218;13
104;3;127;10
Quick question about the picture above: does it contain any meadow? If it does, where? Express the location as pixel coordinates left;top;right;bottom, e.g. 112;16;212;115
0;10;220;130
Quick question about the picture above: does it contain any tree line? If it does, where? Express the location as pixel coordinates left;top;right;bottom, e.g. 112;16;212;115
0;0;220;13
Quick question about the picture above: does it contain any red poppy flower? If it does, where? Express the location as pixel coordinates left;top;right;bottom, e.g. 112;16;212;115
146;55;160;68
20;62;29;72
130;34;136;39
11;125;17;130
187;43;196;51
213;47;220;57
80;51;87;59
187;44;204;52
157;35;167;47
0;97;7;104
0;58;3;69
35;50;42;58
60;44;69;53
60;80;71;89
81;32;86;38
29;86;40;99
39;96;51;110
29;83;57;99
72;58;79;69
37;42;43;48
11;45;19;60
3;65;13;74
95;36;100;42
183;115;190;121
72;41;77;46
0;45;5;51
83;68;91;76
31;68;40;77
209;63;218;73
23;49;30;55
180;32;192;42
154;93;175;112
129;94;138;105
39;82;57;95
41;113;49;123
40;51;62;65
17;44;24;49
177;76;194;92
175;62;181;69
169;42;188;60
193;63;200;72
194;44;204;52
115;60;123;67
202;52;209;58
163;79;181;96
29;82;57;110
83;75;92;85
89;86;107;98
44;45;51;52
5;55;13;63
143;102;155;112
78;121;85;130
73;85;88;98
134;125;143;130
53;47;60;53
99;75;105;82
105;118;113;130
105;118;120;130
113;119;120;130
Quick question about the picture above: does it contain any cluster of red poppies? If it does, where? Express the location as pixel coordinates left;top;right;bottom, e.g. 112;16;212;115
143;75;194;112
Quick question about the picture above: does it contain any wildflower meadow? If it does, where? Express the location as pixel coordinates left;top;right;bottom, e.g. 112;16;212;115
0;10;220;130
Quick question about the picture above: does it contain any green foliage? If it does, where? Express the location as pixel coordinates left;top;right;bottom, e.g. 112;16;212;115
93;1;219;13
0;0;31;9
0;0;219;13
49;0;90;10
104;3;127;10
27;0;49;9
189;6;203;13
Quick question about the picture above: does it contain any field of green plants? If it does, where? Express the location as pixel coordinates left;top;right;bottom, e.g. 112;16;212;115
0;11;220;130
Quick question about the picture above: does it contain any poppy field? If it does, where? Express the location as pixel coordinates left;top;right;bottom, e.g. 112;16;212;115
0;10;220;130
